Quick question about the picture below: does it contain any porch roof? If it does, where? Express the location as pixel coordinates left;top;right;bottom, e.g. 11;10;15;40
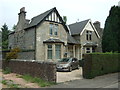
43;38;64;44
83;42;98;47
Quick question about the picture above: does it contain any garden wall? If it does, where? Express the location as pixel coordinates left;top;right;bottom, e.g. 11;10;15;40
2;60;56;82
83;53;120;79
2;50;35;60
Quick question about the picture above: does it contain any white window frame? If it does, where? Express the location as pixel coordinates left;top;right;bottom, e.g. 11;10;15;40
55;44;61;59
47;44;53;59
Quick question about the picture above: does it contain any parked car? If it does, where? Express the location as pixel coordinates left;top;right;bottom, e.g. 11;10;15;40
56;57;80;72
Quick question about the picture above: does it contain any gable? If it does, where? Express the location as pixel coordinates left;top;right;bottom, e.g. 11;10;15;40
45;11;62;23
85;22;94;31
80;20;100;38
25;7;69;32
69;19;89;35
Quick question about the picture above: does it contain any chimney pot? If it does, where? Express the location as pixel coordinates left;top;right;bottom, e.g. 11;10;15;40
20;7;25;12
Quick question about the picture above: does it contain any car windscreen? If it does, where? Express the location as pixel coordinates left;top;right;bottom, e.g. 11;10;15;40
59;58;71;62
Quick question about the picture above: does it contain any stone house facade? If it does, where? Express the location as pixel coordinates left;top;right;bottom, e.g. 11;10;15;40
9;7;102;61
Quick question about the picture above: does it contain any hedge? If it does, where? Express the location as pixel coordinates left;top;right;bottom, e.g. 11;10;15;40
83;53;120;79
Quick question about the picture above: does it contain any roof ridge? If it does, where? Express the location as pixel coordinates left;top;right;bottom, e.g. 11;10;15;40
69;19;90;26
31;7;55;20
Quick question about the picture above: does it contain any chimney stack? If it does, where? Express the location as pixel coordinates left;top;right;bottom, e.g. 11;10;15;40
18;7;26;22
93;21;101;28
16;7;27;31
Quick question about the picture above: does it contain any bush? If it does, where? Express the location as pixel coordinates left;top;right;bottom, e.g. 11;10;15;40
20;74;56;87
5;47;20;61
79;59;84;67
83;53;120;79
3;67;11;74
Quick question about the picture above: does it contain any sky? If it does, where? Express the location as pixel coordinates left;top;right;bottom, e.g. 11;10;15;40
0;0;120;30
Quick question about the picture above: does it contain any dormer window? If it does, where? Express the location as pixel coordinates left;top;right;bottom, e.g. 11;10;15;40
86;30;92;40
49;23;58;36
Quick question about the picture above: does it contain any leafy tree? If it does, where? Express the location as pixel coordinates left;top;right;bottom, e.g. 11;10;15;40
1;23;10;50
102;6;120;52
63;16;67;24
12;24;16;31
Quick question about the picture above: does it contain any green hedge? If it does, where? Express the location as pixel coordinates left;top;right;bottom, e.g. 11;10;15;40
83;53;120;79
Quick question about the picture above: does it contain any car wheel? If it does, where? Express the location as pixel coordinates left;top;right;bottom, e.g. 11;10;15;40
69;66;72;72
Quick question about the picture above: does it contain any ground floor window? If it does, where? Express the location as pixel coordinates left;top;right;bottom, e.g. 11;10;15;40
47;45;52;59
92;47;95;52
55;45;61;59
86;47;90;53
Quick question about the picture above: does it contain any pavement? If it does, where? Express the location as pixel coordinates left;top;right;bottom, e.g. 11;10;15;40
50;73;119;88
57;67;83;83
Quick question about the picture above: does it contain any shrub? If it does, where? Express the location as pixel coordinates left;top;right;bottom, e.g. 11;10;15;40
83;53;120;79
20;74;56;87
3;67;11;74
5;47;20;61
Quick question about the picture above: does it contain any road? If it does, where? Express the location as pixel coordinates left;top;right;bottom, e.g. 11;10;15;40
50;73;119;88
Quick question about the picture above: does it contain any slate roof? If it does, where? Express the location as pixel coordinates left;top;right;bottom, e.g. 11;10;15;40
25;8;54;29
24;7;69;33
69;19;90;35
43;38;64;43
67;34;80;44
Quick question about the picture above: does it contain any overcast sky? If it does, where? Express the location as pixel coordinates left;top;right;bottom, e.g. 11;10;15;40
0;0;119;30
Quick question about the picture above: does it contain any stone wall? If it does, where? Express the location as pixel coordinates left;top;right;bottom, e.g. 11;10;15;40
2;60;56;82
2;50;35;60
36;21;68;60
18;51;35;60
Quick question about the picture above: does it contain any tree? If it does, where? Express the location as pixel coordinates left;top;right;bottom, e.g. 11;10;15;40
12;24;16;31
63;16;67;24
1;23;10;50
102;6;120;52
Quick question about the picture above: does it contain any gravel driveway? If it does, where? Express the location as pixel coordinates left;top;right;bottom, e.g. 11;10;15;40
57;67;83;83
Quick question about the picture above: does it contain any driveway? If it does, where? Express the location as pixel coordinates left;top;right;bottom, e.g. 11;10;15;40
50;73;119;88
57;67;83;83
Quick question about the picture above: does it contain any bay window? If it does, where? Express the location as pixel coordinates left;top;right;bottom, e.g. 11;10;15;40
47;45;52;59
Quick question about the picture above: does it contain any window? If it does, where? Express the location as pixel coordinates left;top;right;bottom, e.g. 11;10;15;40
49;24;58;36
49;24;53;35
55;45;61;59
92;47;95;52
47;45;52;59
86;31;89;40
86;47;90;53
86;31;92;40
89;31;92;40
54;24;58;35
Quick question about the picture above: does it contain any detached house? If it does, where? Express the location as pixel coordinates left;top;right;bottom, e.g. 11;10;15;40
9;7;102;61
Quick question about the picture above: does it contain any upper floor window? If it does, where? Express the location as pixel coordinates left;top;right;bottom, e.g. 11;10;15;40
86;31;92;40
49;24;58;36
49;24;53;35
54;24;58;36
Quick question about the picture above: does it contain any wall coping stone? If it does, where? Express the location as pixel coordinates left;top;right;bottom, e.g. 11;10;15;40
11;59;57;64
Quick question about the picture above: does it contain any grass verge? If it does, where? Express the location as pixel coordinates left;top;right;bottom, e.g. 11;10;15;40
1;80;20;88
20;74;56;87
